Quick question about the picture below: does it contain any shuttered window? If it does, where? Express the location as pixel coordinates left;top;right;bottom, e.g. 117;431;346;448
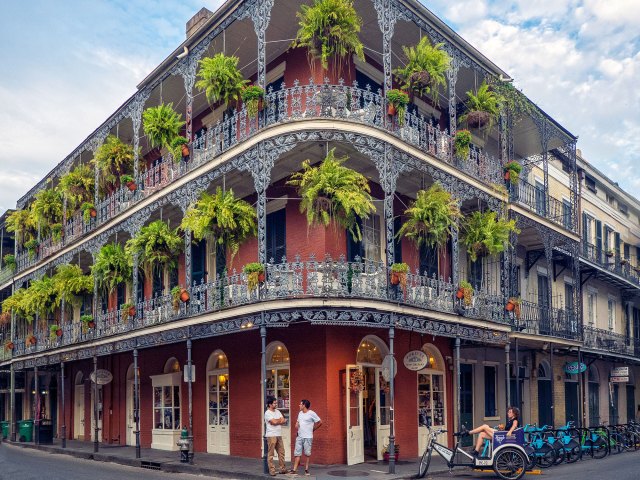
266;209;286;264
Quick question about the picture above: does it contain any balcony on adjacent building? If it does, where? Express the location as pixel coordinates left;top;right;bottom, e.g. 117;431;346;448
583;325;636;357
514;300;580;340
581;242;640;287
510;180;573;232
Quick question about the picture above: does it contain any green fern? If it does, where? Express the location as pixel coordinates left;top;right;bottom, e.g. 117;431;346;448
142;103;185;151
59;164;95;212
287;148;375;241
196;53;248;107
396;184;461;249
91;243;132;294
393;38;450;99
5;209;36;246
181;187;257;261
53;264;94;307
461;211;520;262
460;80;501;131
292;0;364;75
21;275;57;321
2;288;29;322
92;135;135;194
31;188;63;234
126;220;183;277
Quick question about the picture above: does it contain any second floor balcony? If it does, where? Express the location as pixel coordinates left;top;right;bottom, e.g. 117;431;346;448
581;242;640;287
583;325;636;357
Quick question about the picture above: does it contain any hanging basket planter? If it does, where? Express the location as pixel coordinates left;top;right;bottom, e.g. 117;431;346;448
126;181;137;192
466;110;490;129
180;288;190;302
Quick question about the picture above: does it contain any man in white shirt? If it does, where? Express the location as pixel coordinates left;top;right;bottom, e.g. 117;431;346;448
265;395;287;476
288;399;322;476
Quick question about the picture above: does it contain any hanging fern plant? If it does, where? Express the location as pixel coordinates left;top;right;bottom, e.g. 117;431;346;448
5;209;36;246
291;0;365;77
461;210;520;262
59;164;95;212
393;37;450;100
126;220;183;277
396;184;461;249
142;103;185;152
460;80;501;131
31;188;63;232
52;264;94;307
287;148;375;241
92;135;135;194
180;187;257;261
195;53;248;107
91;243;132;294
2;287;29;322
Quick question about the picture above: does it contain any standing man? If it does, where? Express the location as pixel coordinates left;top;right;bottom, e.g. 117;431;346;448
265;395;287;476
288;399;322;476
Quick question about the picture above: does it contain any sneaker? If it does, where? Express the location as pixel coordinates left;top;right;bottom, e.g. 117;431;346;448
286;470;297;476
304;470;310;476
471;449;479;457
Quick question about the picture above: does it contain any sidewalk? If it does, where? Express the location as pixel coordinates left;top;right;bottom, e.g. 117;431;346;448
2;438;457;479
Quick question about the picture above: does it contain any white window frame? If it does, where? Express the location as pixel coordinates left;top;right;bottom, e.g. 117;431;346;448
608;296;616;330
150;372;182;431
587;291;597;325
483;363;499;420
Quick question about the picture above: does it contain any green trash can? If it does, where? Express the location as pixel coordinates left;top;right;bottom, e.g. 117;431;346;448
1;421;8;440
17;419;34;442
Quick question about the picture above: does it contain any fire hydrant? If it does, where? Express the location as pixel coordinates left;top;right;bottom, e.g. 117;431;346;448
177;427;190;463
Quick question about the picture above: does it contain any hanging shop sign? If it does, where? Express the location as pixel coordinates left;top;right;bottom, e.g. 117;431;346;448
403;350;429;371
610;376;629;383
90;369;113;385
611;366;629;377
564;362;587;375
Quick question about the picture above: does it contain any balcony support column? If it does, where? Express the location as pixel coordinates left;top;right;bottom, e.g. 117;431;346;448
243;0;274;91
60;361;66;448
572;240;581;340
532;116;551;215
567;140;578;233
91;250;99;328
505;343;511;409
134;347;141;459
93;355;99;453
128;91;150;181
387;325;396;474
373;0;397;99
260;324;268;474
446;56;461;136
9;362;15;441
451;203;461;291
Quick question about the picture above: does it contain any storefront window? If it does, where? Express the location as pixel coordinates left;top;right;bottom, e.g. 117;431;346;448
267;343;290;424
153;385;180;430
418;345;445;429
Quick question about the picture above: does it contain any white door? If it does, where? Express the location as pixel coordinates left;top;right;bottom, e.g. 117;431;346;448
375;369;391;460
266;366;291;461
90;385;103;443
74;385;84;440
346;364;364;465
126;380;135;446
207;371;230;454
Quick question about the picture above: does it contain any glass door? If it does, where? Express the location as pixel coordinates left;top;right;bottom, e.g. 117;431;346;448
346;364;364;465
266;367;290;460
207;372;230;454
417;371;447;451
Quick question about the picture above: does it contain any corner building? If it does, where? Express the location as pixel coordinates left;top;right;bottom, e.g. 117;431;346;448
0;0;636;466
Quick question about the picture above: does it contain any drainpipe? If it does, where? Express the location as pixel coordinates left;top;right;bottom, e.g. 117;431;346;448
10;363;15;441
93;355;99;453
505;343;511;409
455;335;461;431
187;337;194;464
549;342;555;427
61;361;66;448
34;366;39;442
134;348;141;458
261;323;268;474
388;326;396;474
515;338;519;410
577;347;584;429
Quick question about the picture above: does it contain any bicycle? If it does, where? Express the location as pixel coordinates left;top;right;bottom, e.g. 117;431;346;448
418;426;528;480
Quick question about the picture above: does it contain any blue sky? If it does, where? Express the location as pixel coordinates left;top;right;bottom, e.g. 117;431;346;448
0;0;638;215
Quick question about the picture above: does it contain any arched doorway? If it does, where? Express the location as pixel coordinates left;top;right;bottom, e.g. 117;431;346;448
417;344;447;452
626;371;636;423
588;365;600;426
73;372;84;440
537;361;552;427
206;350;230;454
564;372;579;425
150;357;182;450
347;335;389;465
266;342;291;461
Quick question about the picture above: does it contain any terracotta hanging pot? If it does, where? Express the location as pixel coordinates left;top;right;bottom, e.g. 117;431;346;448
390;272;400;285
181;144;190;157
258;272;266;283
505;301;515;312
456;289;465;299
128;306;136;317
90;208;97;218
126;181;137;192
388;104;397;116
180;289;190;302
56;329;63;337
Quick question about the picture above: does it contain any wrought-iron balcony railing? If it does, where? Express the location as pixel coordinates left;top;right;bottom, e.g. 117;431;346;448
14;80;505;273
510;180;572;231
10;256;525;357
583;325;636;356
581;242;640;286
0;265;13;285
513;300;581;340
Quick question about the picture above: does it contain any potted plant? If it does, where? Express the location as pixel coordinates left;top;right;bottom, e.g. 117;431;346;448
241;85;265;117
381;443;399;462
390;263;409;290
31;188;63;237
620;258;629;266
460;80;501;130
50;223;64;242
80;314;95;331
457;280;474;306
81;202;97;224
286;148;375;242
244;262;265;292
59;164;95;212
126;220;183;278
92;135;135;195
91;243;132;295
121;174;137;192
26;334;37;347
386;89;409;125
170;136;190;161
195;53;248;107
171;286;190;311
121;302;136;322
0;311;10;325
393;37;450;100
24;238;40;258
503;161;522;184
6;209;36;249
142;103;185;154
396;184;461;251
453;129;472;160
4;340;14;352
180;187;257;262
3;254;16;272
291;0;364;77
461;211;520;262
52;264;94;309
49;324;62;341
506;297;522;319
605;249;615;258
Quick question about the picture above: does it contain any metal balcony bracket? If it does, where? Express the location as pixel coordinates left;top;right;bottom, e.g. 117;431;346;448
525;250;544;278
580;270;595;287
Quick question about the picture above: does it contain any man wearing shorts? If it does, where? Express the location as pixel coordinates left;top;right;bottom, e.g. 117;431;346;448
288;399;322;476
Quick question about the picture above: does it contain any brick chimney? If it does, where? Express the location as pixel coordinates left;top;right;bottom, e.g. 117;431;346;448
186;7;213;39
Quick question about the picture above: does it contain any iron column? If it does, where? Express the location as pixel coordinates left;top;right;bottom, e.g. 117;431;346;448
61;361;66;448
388;326;396;474
134;348;141;458
93;355;99;452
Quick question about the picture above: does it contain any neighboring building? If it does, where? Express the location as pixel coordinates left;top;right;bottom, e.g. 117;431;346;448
0;0;634;466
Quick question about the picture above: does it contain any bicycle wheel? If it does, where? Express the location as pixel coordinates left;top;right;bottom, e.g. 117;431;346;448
563;441;581;464
417;447;433;478
610;433;626;454
493;448;527;480
524;445;536;470
552;443;565;465
535;444;557;468
590;438;608;459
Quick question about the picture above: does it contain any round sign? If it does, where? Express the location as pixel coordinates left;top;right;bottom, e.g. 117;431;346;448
403;350;429;371
564;362;586;375
90;369;113;385
381;355;398;381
